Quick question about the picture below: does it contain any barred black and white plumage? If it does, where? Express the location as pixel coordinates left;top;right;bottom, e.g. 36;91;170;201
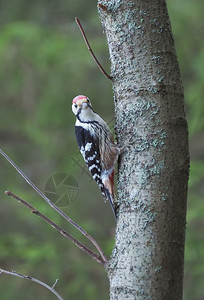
72;95;120;219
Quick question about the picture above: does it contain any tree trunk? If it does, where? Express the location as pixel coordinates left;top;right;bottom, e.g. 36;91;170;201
98;0;189;299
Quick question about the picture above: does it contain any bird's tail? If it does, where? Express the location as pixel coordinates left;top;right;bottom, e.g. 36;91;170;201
104;188;117;220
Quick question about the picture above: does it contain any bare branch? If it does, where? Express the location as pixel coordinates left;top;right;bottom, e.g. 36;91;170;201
52;279;59;289
0;268;63;300
75;17;112;80
0;149;108;264
5;191;105;265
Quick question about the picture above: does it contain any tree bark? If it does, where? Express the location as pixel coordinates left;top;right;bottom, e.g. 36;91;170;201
98;1;189;299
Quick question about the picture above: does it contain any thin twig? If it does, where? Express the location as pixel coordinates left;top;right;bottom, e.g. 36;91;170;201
52;278;59;289
5;191;104;265
0;149;108;264
0;268;63;300
75;17;112;80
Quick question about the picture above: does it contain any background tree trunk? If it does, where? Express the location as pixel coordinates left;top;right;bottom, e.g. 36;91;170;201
98;0;189;299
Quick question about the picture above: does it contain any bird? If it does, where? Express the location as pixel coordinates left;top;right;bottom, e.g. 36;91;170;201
72;95;120;219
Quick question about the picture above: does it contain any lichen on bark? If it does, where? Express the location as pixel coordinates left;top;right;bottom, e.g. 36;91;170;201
98;0;189;299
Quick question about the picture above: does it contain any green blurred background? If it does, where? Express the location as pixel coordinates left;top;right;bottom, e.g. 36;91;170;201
0;1;203;299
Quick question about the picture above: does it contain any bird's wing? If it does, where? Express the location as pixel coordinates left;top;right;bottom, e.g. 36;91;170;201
75;125;106;197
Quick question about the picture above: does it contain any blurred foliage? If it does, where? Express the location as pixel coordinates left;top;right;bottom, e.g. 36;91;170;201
167;1;204;299
0;0;203;299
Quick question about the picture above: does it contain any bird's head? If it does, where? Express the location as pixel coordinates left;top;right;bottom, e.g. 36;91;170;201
72;95;93;120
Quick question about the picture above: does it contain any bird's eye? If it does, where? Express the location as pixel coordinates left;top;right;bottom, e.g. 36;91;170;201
74;104;77;108
87;98;90;103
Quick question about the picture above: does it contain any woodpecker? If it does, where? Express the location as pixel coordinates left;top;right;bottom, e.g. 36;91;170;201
72;95;120;219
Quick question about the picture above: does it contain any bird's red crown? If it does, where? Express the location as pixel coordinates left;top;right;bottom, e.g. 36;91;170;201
72;95;87;104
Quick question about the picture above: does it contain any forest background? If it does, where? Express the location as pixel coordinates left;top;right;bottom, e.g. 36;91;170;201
0;0;203;299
